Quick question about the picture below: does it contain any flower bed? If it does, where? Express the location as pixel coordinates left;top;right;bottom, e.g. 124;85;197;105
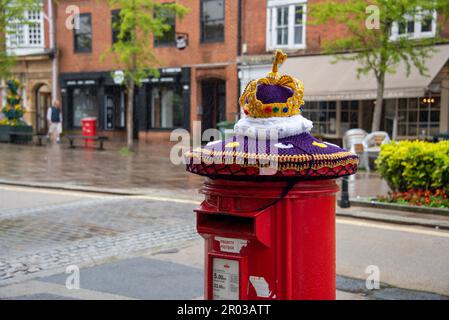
377;189;449;209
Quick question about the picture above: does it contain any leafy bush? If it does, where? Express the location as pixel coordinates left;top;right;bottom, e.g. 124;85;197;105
375;140;449;192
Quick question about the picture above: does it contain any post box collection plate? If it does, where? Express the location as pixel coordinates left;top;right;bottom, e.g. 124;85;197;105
212;258;240;300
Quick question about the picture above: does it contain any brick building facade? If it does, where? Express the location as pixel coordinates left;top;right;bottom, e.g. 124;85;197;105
56;0;240;142
5;0;449;142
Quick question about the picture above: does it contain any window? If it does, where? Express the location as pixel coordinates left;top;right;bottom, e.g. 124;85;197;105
72;86;98;127
7;10;44;51
111;10;120;44
383;97;440;138
149;86;183;129
399;97;440;138
154;5;176;46
276;6;289;45
74;13;92;53
267;1;306;50
302;101;337;135
341;101;359;133
111;10;131;45
201;0;225;43
391;10;437;40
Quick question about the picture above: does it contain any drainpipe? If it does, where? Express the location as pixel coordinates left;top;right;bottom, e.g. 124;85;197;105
237;0;242;57
237;0;243;118
48;0;58;102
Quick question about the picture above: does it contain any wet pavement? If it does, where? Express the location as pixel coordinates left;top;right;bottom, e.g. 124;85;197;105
0;141;390;198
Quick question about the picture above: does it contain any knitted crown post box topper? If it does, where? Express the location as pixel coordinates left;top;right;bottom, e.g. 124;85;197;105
185;50;359;179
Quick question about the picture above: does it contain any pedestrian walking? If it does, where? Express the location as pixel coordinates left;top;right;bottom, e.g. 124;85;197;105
47;100;63;143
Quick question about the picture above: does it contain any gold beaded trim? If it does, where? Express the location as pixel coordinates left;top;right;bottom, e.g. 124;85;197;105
186;149;358;164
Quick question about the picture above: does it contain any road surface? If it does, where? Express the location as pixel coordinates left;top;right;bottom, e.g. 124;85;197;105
0;184;448;299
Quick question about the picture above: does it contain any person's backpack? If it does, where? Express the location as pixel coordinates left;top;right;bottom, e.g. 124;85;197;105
51;107;61;123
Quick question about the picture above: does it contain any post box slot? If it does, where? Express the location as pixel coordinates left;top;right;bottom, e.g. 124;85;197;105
198;213;254;236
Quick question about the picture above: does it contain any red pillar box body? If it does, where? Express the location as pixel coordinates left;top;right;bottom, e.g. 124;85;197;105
81;117;97;147
197;179;338;300
185;50;358;300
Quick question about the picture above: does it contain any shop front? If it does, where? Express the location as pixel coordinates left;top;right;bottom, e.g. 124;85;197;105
60;67;191;140
60;73;124;136
301;95;443;142
279;44;449;142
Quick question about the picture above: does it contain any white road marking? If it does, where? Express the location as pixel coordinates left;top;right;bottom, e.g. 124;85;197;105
337;218;449;238
130;195;201;205
0;185;115;199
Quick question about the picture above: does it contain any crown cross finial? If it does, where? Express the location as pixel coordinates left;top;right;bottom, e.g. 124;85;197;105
268;50;288;80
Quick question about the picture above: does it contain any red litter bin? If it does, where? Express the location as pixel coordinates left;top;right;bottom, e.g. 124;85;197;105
81;117;97;147
185;50;359;300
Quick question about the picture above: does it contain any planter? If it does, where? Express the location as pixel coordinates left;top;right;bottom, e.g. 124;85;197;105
0;125;11;142
351;197;449;216
9;125;33;143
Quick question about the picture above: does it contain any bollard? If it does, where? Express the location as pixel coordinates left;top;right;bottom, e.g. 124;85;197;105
339;176;351;208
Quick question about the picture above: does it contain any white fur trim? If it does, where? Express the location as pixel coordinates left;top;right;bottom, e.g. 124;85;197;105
234;114;313;139
274;143;293;149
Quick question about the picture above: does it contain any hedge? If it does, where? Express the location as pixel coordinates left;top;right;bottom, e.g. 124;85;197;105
375;140;449;192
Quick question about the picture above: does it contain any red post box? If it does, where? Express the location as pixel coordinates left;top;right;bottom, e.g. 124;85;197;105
185;50;358;300
196;179;338;300
81;117;97;147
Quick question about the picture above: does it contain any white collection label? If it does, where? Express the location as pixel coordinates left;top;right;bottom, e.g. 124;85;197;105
212;258;239;300
249;276;272;298
215;237;248;253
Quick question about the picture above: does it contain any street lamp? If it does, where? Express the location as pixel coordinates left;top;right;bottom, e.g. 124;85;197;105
422;96;435;139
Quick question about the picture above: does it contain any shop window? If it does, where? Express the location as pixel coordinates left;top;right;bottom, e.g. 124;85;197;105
104;86;126;130
74;13;92;53
303;101;336;135
341;101;359;133
201;0;225;43
72;87;98;127
267;1;306;50
149;87;183;129
396;97;440;138
154;5;176;46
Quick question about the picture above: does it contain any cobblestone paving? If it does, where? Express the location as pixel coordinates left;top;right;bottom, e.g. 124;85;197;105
0;196;200;285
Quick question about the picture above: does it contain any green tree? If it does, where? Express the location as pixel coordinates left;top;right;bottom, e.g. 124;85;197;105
308;0;449;132
0;0;41;79
103;0;188;150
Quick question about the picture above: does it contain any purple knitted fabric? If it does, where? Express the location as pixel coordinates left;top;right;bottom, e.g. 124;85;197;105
185;132;359;178
202;132;348;157
256;84;293;104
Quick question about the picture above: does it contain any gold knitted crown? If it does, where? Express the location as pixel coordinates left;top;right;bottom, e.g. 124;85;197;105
240;50;305;118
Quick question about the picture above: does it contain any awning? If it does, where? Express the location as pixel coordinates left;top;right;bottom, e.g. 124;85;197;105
280;44;449;101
